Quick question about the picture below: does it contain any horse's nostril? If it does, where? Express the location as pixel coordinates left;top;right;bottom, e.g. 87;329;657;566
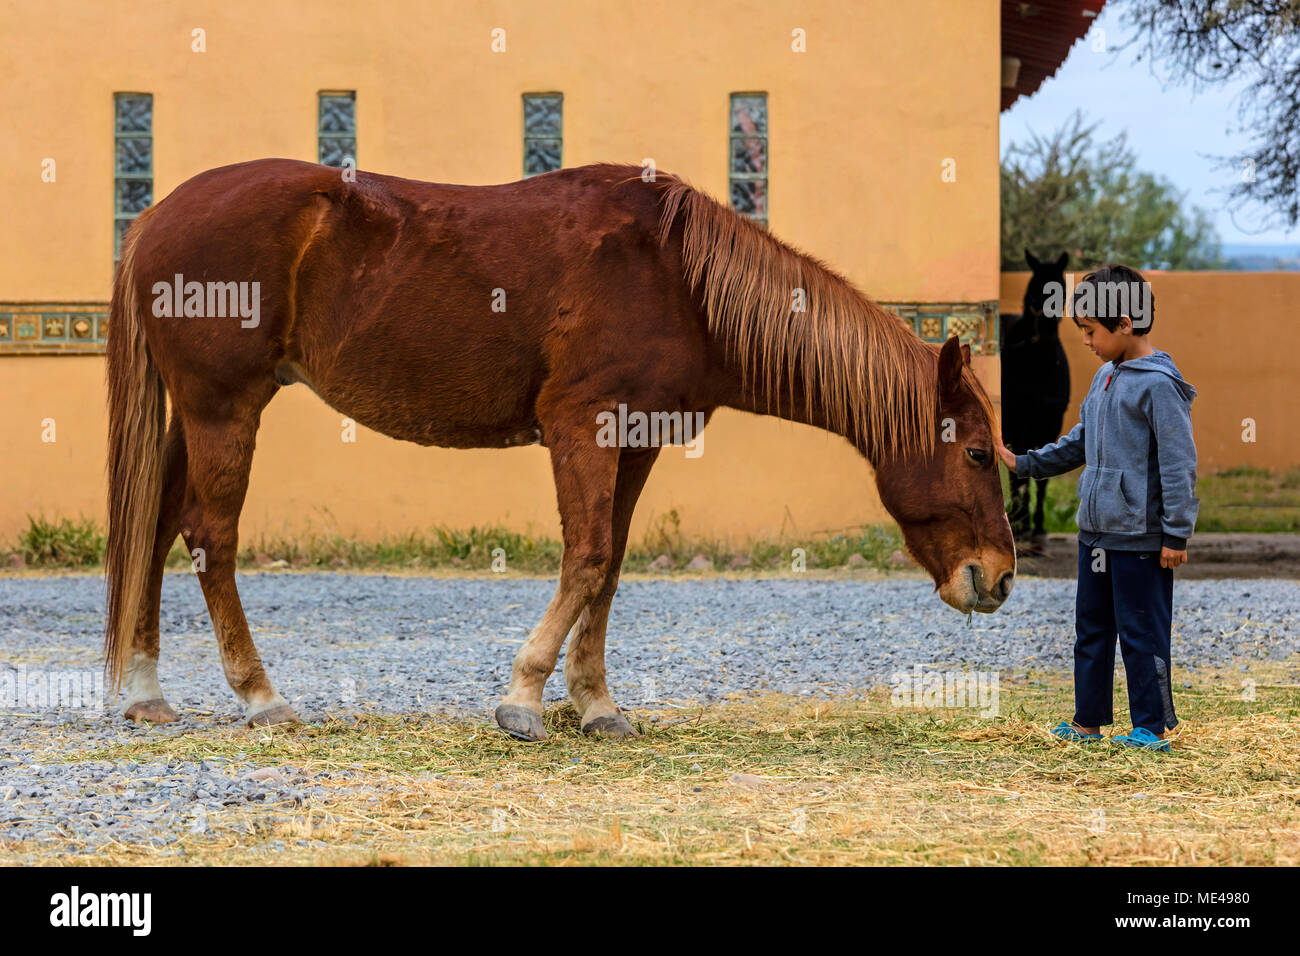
996;571;1015;599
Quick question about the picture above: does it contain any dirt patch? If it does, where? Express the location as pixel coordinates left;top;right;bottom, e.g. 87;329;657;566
1018;533;1300;579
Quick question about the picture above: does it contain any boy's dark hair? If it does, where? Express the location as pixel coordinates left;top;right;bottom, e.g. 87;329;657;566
1071;263;1154;335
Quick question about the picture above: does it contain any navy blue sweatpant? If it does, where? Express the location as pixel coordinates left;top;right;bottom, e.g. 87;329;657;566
1074;541;1177;733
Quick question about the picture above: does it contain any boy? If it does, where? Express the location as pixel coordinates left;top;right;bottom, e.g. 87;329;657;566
995;264;1198;752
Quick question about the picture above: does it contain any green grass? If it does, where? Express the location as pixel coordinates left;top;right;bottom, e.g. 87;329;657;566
13;515;106;567
10;662;1299;866
232;509;907;574
1198;466;1300;532
4;511;907;574
9;464;1300;572
232;525;565;573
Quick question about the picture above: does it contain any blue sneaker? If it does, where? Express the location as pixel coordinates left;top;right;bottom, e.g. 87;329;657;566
1114;727;1170;752
1051;720;1103;743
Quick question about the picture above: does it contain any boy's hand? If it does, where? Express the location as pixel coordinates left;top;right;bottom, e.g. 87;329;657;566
994;436;1017;473
1160;547;1188;569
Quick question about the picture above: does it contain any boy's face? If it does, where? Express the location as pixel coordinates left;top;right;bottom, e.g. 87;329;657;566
1075;316;1132;363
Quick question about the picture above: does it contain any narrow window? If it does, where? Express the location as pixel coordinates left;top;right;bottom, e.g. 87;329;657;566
523;93;563;177
729;93;768;225
114;93;153;264
318;91;357;168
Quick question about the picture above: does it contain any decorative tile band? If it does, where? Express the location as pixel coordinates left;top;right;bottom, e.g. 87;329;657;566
0;304;110;354
0;300;1000;357
881;300;1000;356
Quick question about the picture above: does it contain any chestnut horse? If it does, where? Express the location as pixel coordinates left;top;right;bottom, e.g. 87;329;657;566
105;160;1015;740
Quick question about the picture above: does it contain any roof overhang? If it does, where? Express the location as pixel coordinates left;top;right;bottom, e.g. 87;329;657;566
1001;0;1107;112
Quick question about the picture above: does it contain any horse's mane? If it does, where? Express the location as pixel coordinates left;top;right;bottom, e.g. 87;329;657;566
657;176;993;462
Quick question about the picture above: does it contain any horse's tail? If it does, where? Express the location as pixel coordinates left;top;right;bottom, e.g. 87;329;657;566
104;206;165;693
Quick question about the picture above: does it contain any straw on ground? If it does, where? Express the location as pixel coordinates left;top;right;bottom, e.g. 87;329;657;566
6;662;1298;866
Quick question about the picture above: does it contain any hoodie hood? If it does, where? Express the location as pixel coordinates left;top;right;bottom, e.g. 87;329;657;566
1116;349;1197;402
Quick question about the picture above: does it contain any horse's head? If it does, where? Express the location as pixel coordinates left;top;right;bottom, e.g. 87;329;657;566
873;337;1015;614
1023;249;1069;326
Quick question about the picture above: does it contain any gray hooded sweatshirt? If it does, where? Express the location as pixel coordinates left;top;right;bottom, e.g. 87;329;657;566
1014;349;1199;551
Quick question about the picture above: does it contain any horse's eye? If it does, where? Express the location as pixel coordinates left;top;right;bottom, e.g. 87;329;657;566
966;448;989;465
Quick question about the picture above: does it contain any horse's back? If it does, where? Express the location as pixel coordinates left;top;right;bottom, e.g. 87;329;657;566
125;160;699;448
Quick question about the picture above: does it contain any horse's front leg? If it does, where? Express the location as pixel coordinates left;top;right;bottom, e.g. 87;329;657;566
494;435;621;742
1032;476;1050;541
1007;475;1031;540
564;448;659;737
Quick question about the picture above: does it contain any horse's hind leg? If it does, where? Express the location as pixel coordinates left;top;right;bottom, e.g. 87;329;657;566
178;390;297;726
123;417;188;723
495;432;621;742
564;448;659;737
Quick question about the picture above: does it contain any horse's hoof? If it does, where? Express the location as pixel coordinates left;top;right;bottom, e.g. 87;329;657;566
123;698;180;724
581;711;639;738
495;704;547;742
247;703;301;727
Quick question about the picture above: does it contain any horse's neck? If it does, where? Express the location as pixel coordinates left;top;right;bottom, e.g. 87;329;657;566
715;357;867;453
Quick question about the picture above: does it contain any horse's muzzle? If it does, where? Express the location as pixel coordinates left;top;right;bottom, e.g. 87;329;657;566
940;562;1015;614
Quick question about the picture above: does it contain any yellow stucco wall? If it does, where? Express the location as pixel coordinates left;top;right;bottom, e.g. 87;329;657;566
999;271;1300;473
1;0;1000;302
1;0;1003;544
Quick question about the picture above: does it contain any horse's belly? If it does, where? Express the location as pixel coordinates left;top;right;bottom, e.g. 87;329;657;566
275;359;544;450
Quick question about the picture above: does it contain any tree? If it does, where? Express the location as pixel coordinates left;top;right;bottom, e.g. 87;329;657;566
1001;111;1223;270
1119;0;1300;232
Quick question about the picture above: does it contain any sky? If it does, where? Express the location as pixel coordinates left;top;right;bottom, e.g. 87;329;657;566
999;4;1299;248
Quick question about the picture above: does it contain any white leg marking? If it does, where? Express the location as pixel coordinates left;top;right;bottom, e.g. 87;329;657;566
244;693;289;720
123;651;165;708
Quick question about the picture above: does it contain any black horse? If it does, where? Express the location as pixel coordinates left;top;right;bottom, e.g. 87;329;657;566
1001;250;1072;554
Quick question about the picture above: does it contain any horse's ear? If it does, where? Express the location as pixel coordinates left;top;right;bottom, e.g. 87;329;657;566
961;343;972;366
938;336;965;398
1055;251;1069;269
1025;249;1040;270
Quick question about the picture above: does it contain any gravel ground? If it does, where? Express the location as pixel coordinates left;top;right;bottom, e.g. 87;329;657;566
2;571;1298;855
